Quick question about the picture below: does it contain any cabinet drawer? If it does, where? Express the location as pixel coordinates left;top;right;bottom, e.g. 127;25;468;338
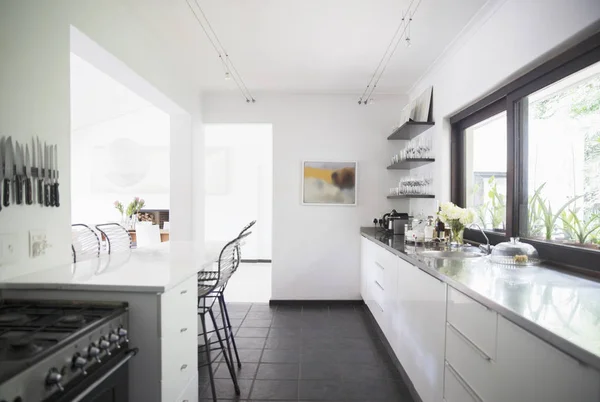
161;329;198;400
177;372;199;402
447;287;497;359
373;244;397;272
161;276;197;337
446;321;494;401
444;362;481;402
372;280;385;312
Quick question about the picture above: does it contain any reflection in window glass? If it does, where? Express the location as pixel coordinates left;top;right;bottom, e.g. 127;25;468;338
465;112;507;231
523;61;600;249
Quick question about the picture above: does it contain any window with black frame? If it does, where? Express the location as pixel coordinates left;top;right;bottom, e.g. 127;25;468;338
518;60;600;250
451;30;600;272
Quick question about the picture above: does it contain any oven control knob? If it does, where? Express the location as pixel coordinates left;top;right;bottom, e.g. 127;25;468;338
72;354;88;375
118;327;129;342
46;368;64;391
109;333;121;348
87;344;101;363
99;337;111;355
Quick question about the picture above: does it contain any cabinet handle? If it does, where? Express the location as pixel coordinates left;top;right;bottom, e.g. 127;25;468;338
374;280;384;291
445;361;483;402
180;327;188;333
446;322;492;361
180;364;188;371
374;261;385;270
180;289;188;295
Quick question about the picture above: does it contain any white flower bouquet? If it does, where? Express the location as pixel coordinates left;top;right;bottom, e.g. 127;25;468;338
438;202;474;244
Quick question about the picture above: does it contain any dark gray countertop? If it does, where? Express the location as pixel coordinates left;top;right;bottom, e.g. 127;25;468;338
360;227;600;371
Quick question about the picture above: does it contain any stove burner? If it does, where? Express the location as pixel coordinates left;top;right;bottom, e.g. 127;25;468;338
0;313;29;324
58;314;86;325
4;337;44;359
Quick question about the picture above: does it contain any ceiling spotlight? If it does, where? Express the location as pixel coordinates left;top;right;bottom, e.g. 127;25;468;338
405;37;411;47
369;98;375;105
224;71;231;80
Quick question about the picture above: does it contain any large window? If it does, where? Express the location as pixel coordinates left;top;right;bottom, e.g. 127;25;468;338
521;61;600;247
451;30;600;273
465;111;507;231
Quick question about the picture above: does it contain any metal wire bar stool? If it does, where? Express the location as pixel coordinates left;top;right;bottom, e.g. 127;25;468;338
214;220;257;370
198;232;250;401
71;224;101;263
95;223;132;254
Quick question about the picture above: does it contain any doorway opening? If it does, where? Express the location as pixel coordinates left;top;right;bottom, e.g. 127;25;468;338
69;26;189;246
204;124;273;302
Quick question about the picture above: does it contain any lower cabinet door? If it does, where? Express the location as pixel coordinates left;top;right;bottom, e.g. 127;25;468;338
444;362;480;402
495;316;600;402
395;258;446;402
177;373;199;402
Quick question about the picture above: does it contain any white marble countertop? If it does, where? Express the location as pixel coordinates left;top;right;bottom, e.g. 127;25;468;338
0;241;223;293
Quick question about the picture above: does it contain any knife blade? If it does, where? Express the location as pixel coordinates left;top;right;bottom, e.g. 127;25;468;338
53;144;59;207
44;142;50;207
37;137;43;205
15;141;24;205
25;143;32;205
4;137;14;207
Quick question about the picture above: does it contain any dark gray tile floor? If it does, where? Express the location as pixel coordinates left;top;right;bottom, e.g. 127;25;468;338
199;302;415;401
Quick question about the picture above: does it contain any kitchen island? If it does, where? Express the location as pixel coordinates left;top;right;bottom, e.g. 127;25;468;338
0;241;221;402
360;227;600;402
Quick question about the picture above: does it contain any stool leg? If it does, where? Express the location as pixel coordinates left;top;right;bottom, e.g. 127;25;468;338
199;312;217;402
218;294;239;370
209;308;241;395
220;293;242;368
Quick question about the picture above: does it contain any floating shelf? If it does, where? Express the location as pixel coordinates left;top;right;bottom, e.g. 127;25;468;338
387;158;435;170
387;194;436;199
387;121;435;140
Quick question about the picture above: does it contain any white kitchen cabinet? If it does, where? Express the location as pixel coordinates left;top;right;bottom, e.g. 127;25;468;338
495;315;600;402
393;257;446;402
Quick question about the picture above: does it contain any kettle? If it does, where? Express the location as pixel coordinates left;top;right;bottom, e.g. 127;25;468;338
381;210;400;231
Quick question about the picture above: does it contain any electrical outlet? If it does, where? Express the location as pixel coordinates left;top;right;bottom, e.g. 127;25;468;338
29;230;49;258
0;233;19;266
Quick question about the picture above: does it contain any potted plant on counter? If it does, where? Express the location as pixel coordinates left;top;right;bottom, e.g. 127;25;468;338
560;208;600;249
438;202;475;246
125;197;146;229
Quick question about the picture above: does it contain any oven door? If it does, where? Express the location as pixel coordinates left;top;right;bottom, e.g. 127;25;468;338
47;348;138;402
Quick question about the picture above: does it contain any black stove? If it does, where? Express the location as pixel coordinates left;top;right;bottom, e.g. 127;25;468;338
0;299;136;402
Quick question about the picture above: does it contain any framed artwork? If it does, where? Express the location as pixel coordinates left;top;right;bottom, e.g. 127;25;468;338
302;161;357;206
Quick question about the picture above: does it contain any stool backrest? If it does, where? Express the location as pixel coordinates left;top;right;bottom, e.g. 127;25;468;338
237;220;257;238
198;232;251;295
95;223;132;254
71;224;101;263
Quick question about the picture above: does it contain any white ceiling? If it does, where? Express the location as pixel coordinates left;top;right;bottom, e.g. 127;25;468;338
127;0;488;95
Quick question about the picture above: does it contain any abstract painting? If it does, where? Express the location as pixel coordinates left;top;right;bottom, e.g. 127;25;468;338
302;161;357;205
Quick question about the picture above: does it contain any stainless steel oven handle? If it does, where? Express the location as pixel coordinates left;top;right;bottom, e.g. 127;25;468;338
70;348;139;402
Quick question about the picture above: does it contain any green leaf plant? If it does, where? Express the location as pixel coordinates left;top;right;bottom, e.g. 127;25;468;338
560;209;600;244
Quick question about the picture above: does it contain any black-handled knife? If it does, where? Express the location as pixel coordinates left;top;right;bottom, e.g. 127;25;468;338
25;142;33;205
15;174;23;205
2;178;9;207
44;182;50;207
53;182;60;207
38;178;43;204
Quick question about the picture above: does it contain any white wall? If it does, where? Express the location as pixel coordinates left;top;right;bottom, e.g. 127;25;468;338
406;0;600;213
0;1;204;281
205;124;273;260
71;107;170;224
203;93;407;300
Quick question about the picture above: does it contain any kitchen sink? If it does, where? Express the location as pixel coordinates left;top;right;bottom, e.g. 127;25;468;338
417;250;487;260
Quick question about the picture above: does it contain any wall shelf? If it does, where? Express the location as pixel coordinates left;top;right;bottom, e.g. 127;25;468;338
387;194;435;199
387;121;435;140
387;158;435;170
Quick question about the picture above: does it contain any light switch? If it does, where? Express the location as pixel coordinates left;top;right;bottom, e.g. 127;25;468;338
29;230;49;258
